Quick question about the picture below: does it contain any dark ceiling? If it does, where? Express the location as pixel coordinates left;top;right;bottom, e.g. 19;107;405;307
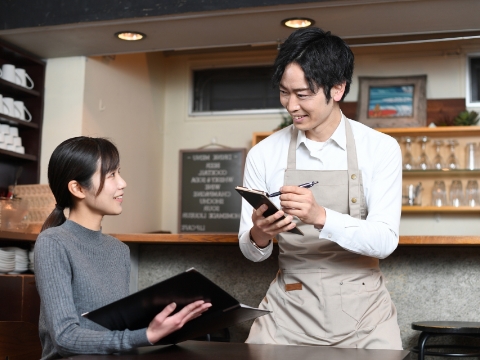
1;0;480;59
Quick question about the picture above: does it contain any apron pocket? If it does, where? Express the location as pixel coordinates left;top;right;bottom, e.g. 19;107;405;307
273;271;326;337
340;281;371;322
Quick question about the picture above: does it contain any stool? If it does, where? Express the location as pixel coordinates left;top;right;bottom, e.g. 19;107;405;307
411;321;480;359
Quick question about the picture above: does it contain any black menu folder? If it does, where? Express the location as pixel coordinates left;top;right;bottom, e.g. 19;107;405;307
235;186;304;235
81;268;269;345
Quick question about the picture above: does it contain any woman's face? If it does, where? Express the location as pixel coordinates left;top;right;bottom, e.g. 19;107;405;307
83;163;127;217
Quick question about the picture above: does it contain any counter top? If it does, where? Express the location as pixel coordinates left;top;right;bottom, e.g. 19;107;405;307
71;340;410;360
0;230;479;246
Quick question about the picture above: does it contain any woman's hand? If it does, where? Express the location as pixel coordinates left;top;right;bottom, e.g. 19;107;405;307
146;300;212;344
279;186;326;227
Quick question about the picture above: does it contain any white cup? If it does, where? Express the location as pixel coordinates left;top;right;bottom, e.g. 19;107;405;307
0;94;9;116
15;146;25;154
14;68;34;89
4;133;13;145
6;144;15;151
0;124;9;134
3;97;14;117
12;136;22;147
0;132;4;142
1;64;16;83
8;126;18;137
13;101;32;122
0;142;7;149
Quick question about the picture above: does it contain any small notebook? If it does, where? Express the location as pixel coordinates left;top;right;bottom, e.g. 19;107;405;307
235;186;304;235
82;268;270;344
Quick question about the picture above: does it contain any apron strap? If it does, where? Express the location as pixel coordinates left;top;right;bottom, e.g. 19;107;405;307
344;118;362;219
287;125;297;170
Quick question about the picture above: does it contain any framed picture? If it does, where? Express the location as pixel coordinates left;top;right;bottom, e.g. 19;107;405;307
356;75;427;128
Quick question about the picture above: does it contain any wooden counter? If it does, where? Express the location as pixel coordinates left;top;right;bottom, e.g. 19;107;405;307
1;230;480;246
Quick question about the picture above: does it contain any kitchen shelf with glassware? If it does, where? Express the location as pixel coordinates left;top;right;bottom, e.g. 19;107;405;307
252;126;480;214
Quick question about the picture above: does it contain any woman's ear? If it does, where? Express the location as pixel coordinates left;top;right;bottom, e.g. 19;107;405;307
68;180;86;200
331;82;346;102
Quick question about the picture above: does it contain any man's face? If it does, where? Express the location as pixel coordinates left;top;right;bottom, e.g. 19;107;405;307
279;62;344;141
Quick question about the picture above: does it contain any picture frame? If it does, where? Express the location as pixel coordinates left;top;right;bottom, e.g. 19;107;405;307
356;75;427;128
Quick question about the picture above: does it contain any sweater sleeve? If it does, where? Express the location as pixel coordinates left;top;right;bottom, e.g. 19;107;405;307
34;234;151;357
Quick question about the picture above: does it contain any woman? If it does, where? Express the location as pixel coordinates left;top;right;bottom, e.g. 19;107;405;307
35;137;211;360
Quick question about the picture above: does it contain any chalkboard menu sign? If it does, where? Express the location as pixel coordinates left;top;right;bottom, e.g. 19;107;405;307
179;148;246;233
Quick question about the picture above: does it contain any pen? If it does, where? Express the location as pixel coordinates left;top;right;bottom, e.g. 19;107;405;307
268;181;319;197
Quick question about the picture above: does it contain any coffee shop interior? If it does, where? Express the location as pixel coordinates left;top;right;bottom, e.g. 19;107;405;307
1;0;480;357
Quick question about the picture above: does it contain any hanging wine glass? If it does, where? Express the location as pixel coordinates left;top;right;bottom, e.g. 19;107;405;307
446;139;459;170
432;139;446;170
402;136;415;170
416;136;430;170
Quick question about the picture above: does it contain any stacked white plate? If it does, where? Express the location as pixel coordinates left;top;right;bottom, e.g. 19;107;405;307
12;247;29;273
0;247;15;273
28;248;34;272
0;247;29;274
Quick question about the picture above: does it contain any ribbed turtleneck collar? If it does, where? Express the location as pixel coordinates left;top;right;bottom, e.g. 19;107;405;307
62;220;105;246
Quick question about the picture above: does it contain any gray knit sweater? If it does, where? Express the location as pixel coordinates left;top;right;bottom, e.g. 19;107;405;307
34;220;150;360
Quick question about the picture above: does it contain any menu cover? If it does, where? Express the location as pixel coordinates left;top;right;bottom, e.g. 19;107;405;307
82;268;269;345
235;186;304;235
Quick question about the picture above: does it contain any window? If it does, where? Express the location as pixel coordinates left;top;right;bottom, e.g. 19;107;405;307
192;66;282;114
467;54;480;106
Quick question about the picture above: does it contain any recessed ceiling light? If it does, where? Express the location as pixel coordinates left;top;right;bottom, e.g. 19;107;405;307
282;18;315;29
115;31;146;41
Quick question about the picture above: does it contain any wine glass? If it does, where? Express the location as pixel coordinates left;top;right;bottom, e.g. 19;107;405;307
446;139;459;170
449;180;464;207
402;137;415;170
416;136;430;170
431;180;447;207
432;140;446;170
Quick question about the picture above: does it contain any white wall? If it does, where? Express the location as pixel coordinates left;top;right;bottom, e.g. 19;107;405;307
41;41;480;235
41;57;86;183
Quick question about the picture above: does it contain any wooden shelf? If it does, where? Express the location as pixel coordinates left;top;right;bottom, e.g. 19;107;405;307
1;231;480;246
252;126;480;146
402;206;480;213
0;148;37;161
0;114;39;129
377;126;480;137
403;169;480;176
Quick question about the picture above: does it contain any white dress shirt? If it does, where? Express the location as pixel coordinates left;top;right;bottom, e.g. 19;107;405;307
239;115;402;262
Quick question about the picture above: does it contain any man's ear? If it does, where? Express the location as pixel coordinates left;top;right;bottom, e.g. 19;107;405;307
331;82;346;102
68;180;86;200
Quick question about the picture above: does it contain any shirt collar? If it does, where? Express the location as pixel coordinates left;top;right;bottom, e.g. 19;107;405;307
296;113;347;151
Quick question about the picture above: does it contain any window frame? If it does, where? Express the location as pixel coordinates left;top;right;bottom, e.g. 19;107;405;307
466;52;480;107
188;63;284;117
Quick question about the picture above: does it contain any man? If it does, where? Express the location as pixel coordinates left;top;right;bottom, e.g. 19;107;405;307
238;27;403;349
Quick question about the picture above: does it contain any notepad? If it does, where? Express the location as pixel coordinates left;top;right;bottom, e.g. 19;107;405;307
235;186;304;235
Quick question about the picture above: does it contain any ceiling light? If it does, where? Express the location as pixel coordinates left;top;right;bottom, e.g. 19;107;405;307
115;31;146;41
282;18;314;29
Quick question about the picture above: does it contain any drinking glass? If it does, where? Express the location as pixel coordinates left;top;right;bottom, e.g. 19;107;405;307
432;140;446;170
446;139;459;170
416;136;430;170
449;180;464;207
431;180;447;207
465;180;480;207
465;143;477;170
402;136;415;170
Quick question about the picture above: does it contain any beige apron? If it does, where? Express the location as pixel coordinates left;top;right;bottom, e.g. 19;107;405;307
246;119;402;350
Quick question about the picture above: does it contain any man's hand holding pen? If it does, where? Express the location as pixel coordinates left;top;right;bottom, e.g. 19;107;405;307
279;184;326;228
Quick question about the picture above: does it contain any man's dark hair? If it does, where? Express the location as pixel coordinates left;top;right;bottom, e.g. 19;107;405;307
272;27;354;102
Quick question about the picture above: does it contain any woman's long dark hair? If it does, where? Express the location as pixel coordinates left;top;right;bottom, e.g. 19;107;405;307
41;137;120;232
